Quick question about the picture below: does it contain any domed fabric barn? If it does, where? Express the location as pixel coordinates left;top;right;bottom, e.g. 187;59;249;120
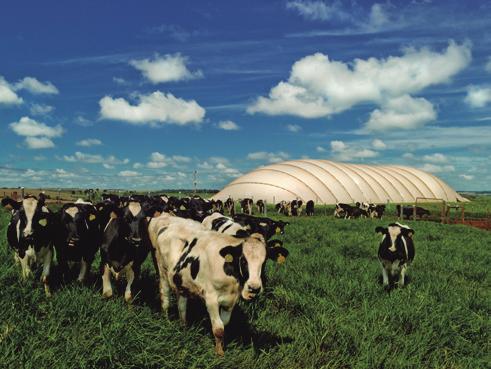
213;159;467;204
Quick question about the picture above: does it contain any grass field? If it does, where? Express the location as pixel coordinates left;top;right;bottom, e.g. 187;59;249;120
0;202;490;368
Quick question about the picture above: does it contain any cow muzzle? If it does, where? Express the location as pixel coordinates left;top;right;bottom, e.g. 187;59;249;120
242;283;262;300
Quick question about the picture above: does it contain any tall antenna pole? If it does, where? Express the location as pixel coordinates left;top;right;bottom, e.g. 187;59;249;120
193;170;197;194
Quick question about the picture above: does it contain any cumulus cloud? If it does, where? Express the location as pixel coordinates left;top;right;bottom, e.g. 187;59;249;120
485;58;491;73
63;151;129;165
30;103;54;116
119;170;139;177
129;54;202;84
113;77;128;85
422;153;448;163
330;140;378;161
286;124;302;132
14;77;59;94
459;174;474;181
364;95;436;131
371;138;386;149
286;1;348;22
217;120;240;130
465;86;491;108
316;146;326;152
368;3;390;29
420;163;455;173
247;151;290;163
146;152;192;168
248;42;471;130
77;138;102;147
25;137;55;149
99;91;205;125
0;76;23;105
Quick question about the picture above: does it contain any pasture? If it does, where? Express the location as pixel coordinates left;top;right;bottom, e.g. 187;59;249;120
0;202;490;369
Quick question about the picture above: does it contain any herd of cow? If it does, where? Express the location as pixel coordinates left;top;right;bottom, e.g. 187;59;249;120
0;193;416;355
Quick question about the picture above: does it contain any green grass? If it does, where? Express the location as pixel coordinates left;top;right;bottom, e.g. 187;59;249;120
0;203;490;369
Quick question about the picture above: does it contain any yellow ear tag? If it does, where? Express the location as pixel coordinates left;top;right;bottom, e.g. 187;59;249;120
277;255;286;264
275;227;281;234
224;254;234;263
89;214;96;221
38;219;47;227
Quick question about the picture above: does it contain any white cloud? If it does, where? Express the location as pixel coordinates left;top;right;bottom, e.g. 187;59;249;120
402;152;415;160
25;137;55;149
420;163;455;173
485;58;491;73
10;116;63;138
371;138;386;149
248;42;471;130
14;77;59;94
422;153;448;163
330;140;378;161
364;95;436;131
247;151;290;163
133;162;143;169
77;138;102;147
103;163;115;169
99;91;205;125
217;120;240;130
465;86;491;108
147;151;168;168
119;170;139;177
30;103;54;116
316;146;326;152
63;151;129;165
129;54;202;84
369;3;390;29
286;124;302;132
0;76;23;105
459;174;474;181
286;1;348;22
172;155;191;163
54;168;75;178
113;77;128;85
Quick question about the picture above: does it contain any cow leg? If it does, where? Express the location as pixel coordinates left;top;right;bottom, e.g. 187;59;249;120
381;264;389;287
77;259;88;283
177;294;188;324
156;261;170;316
124;265;135;302
102;264;113;298
205;297;225;356
19;254;32;280
14;252;20;265
398;265;407;287
41;248;52;297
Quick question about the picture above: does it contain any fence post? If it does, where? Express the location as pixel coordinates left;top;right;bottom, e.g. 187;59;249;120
413;204;416;221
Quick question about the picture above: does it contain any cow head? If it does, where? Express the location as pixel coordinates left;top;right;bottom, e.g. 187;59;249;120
4;196;52;257
58;203;98;248
375;223;414;252
273;220;289;235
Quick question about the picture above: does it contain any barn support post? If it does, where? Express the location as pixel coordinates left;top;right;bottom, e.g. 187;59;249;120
413;204;417;221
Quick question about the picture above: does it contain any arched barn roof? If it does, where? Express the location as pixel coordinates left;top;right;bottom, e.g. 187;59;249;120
212;160;467;204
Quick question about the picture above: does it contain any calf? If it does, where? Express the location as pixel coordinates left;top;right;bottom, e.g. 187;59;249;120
233;213;288;240
224;197;235;216
334;203;353;218
2;196;53;296
99;199;154;302
149;218;289;355
240;198;253;215
291;200;303;216
202;212;250;237
306;200;314;216
375;223;415;289
368;204;386;219
53;201;101;283
396;205;430;220
256;199;265;215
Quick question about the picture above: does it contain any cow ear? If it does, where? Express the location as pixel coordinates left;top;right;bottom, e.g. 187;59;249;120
267;239;283;249
375;226;387;234
267;246;289;264
401;228;415;238
219;245;243;261
1;197;21;211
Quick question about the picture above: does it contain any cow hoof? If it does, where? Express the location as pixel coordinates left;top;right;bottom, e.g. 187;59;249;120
215;346;225;357
124;292;132;303
102;290;113;298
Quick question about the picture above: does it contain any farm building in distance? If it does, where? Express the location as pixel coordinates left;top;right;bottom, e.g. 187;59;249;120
213;160;467;204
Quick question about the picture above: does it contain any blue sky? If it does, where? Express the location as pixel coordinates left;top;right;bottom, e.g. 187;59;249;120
1;0;490;190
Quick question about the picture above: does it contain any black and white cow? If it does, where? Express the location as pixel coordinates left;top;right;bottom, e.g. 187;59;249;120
211;199;224;214
240;198;253;215
2;196;53;296
306;200;314;216
368;204;386;219
291;200;303;216
396;205;430;220
233;213;289;240
148;217;289;355
202;212;250;237
224;197;235;216
99;199;154;302
256;199;265;215
53;201;101;283
375;223;415;289
334;203;368;219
